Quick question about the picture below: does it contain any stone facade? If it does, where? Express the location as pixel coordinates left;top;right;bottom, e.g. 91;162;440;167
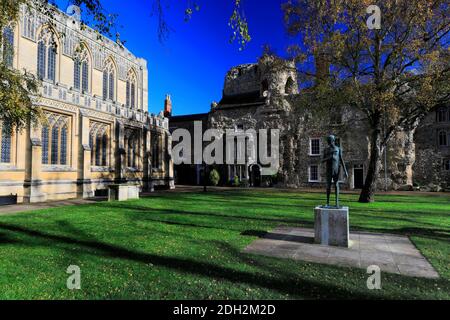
413;107;450;191
171;55;448;191
0;4;174;204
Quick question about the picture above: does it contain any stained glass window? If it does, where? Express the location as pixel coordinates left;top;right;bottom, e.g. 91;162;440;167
3;27;14;68
102;71;108;99
131;82;135;109
42;126;49;164
108;72;114;101
95;135;101;166
60;126;67;165
37;41;46;79
103;60;115;101
102;134;107;166
51;125;59;164
126;80;130;107
127;71;137;109
1;127;11;163
82;61;89;92
74;59;81;89
47;46;56;81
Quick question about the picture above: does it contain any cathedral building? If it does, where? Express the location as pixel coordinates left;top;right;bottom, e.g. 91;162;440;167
0;5;174;204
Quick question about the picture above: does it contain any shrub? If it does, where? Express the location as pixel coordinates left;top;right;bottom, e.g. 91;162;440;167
233;175;240;187
209;169;220;186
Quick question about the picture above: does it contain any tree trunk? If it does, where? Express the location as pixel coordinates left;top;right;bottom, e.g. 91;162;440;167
359;119;383;203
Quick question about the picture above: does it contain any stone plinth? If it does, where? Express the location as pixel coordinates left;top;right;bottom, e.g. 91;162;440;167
108;184;140;202
314;206;349;248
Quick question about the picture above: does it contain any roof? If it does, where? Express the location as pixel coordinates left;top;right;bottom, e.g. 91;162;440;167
218;91;265;106
169;113;209;123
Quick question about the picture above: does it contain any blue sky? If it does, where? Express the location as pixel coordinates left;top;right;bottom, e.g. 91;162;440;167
57;0;295;115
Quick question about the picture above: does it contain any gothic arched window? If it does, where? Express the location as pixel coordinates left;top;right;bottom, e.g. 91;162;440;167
125;131;138;168
42;114;70;166
74;46;90;92
126;71;137;108
439;130;448;147
90;123;109;167
1;126;11;163
3;26;14;68
103;59;115;101
37;28;57;81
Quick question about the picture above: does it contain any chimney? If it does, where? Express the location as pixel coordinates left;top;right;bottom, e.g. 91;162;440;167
164;94;172;117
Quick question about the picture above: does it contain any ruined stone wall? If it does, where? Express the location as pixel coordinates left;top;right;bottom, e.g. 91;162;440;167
223;64;260;97
413;110;450;191
222;56;298;101
200;56;443;191
258;55;299;98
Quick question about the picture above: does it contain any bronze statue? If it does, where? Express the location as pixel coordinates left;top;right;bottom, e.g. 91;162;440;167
322;135;348;208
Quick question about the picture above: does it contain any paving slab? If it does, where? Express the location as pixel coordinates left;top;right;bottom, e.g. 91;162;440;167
243;227;439;279
0;198;105;216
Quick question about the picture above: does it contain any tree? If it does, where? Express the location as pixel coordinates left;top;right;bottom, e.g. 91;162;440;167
152;0;250;50
283;0;449;202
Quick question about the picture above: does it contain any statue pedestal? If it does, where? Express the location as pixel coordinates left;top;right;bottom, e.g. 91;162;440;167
314;206;349;248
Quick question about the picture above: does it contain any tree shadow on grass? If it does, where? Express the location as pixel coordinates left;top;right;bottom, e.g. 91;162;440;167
0;222;380;300
207;239;447;300
354;226;450;242
106;204;311;227
241;230;314;244
109;202;449;243
0;232;21;245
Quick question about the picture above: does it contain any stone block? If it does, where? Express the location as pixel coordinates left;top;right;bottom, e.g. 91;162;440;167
108;184;140;202
127;185;140;200
314;206;349;248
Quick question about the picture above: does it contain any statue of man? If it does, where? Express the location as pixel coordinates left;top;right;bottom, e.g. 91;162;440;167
322;135;348;208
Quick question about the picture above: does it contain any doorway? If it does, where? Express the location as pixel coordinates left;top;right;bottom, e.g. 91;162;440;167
250;165;261;187
353;164;364;189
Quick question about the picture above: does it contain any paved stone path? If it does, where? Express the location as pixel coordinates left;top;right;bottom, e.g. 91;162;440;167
243;227;439;279
0;198;104;216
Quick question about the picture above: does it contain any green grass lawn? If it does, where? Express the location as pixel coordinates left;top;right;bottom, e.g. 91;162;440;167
0;190;449;300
